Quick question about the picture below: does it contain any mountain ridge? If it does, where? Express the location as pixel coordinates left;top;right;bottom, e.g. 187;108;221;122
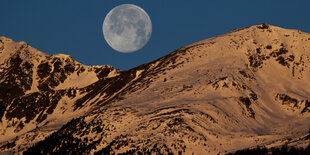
0;24;310;154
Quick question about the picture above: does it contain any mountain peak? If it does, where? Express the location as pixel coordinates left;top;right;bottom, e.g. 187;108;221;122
0;36;13;43
0;37;48;65
1;25;310;154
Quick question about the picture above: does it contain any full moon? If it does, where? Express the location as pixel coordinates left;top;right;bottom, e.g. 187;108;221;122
102;4;152;53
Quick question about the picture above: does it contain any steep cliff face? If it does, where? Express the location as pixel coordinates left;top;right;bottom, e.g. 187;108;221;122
1;24;310;154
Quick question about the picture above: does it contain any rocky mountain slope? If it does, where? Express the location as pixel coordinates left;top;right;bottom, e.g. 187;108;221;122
0;37;120;153
1;24;310;154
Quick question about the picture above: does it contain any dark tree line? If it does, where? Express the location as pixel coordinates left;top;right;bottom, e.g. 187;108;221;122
228;144;310;155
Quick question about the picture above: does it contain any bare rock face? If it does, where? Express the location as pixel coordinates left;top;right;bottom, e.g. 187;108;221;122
1;24;310;154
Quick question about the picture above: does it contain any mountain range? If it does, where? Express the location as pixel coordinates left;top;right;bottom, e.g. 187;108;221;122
0;24;309;154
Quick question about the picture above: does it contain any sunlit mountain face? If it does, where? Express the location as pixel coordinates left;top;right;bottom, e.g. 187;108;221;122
0;24;309;154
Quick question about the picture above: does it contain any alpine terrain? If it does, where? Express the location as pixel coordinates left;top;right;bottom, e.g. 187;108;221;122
0;24;309;154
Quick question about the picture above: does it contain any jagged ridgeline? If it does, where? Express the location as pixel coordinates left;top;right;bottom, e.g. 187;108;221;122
1;24;310;154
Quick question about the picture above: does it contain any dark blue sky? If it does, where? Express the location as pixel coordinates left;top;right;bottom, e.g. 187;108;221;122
1;1;309;70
